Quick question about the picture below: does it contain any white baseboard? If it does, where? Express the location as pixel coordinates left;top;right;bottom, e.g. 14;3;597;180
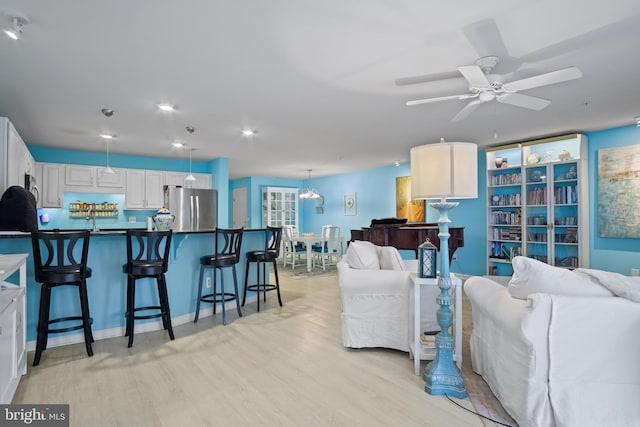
26;296;256;352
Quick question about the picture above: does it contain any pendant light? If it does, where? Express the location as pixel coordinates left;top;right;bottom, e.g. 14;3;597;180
299;169;321;199
102;136;114;174
185;126;196;182
100;108;115;174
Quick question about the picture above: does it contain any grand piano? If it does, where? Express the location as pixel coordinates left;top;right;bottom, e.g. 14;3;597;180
350;218;464;263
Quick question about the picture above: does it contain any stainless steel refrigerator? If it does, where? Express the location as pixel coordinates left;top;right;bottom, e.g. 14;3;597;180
163;186;217;232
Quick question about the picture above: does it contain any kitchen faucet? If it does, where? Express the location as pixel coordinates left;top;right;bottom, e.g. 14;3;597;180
86;209;98;232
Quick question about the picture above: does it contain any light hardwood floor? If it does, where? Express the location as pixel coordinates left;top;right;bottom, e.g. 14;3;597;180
13;269;494;427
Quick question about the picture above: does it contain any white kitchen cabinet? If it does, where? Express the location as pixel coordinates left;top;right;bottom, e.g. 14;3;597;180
164;172;211;189
262;187;298;228
96;167;125;188
65;165;95;187
1;117;35;194
0;254;28;405
125;169;164;209
65;165;125;194
37;163;64;208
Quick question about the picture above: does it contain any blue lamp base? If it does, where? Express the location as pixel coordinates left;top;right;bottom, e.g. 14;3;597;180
424;200;467;398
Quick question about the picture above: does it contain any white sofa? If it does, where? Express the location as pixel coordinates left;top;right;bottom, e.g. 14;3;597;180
465;256;640;427
337;240;439;352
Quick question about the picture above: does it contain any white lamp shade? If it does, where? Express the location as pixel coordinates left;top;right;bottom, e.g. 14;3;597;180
410;141;478;200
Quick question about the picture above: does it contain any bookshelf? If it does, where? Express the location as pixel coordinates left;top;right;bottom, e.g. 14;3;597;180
486;134;589;275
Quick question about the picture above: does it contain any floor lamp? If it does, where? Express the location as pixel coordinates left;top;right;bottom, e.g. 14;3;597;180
410;139;478;398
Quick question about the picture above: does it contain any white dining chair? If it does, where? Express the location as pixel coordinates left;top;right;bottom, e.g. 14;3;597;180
312;225;340;270
282;226;306;269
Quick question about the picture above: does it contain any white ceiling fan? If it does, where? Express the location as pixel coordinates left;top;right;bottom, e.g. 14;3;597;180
406;56;582;122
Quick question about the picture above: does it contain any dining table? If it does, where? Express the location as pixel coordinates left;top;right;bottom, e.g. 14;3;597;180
291;233;345;272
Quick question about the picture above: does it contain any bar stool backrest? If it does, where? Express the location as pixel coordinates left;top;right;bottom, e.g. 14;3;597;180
265;226;282;257
31;230;91;283
125;230;172;274
215;228;244;263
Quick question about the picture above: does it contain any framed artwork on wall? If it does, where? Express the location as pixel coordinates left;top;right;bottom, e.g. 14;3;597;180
343;192;356;216
396;176;424;222
598;144;640;238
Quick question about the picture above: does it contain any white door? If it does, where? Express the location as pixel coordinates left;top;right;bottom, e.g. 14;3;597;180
232;187;248;228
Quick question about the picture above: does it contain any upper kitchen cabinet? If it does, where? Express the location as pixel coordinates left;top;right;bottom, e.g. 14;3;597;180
164;172;211;189
64;165;125;193
36;163;64;208
0;118;35;195
125;169;164;209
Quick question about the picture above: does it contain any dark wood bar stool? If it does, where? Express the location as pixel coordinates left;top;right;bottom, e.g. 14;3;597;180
122;230;174;348
194;228;244;325
242;226;283;312
30;230;94;366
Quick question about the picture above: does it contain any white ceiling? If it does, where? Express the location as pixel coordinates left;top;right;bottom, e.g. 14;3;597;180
1;1;639;180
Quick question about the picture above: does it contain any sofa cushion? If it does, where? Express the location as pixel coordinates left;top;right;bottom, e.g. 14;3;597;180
346;240;380;270
377;246;405;271
508;256;614;300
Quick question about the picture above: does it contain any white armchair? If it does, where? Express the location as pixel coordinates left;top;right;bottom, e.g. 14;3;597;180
337;241;439;352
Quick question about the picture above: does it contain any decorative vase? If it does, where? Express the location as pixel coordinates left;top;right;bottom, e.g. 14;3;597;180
558;150;571;161
152;207;175;231
527;153;541;164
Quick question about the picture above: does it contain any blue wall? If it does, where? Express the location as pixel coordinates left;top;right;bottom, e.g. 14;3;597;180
587;125;640;273
230;162;487;276
29;146;211;173
229;176;303;229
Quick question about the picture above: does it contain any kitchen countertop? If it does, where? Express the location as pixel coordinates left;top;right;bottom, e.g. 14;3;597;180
0;228;267;238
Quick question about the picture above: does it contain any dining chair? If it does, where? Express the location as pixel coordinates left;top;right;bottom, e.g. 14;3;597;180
282;226;306;269
313;225;341;270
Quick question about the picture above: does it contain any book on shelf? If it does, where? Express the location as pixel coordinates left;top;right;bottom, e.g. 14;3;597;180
420;333;437;347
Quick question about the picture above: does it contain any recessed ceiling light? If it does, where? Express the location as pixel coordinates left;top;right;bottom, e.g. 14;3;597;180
99;133;114;140
394;160;400;167
158;103;175;112
172;142;184;148
241;129;256;137
634;116;640;127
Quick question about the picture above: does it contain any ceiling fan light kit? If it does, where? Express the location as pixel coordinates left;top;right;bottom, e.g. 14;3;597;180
3;12;29;40
405;56;582;122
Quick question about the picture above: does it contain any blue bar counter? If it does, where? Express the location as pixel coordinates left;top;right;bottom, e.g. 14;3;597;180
0;229;266;347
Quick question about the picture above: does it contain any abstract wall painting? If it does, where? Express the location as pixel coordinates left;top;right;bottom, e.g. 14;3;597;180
598;144;640;238
396;176;424;222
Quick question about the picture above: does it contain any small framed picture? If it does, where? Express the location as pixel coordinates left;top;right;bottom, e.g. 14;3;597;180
343;192;356;216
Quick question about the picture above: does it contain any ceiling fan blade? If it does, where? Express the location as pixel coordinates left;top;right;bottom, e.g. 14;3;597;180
451;99;484;122
505;67;582;92
457;65;491;88
498;93;551;110
406;94;474;107
395;70;462;86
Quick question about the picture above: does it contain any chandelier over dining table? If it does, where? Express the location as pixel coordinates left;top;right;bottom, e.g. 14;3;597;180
299;169;321;199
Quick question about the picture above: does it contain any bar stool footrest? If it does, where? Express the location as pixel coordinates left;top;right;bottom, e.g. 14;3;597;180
47;316;93;334
132;305;165;320
200;293;240;304
246;283;277;292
